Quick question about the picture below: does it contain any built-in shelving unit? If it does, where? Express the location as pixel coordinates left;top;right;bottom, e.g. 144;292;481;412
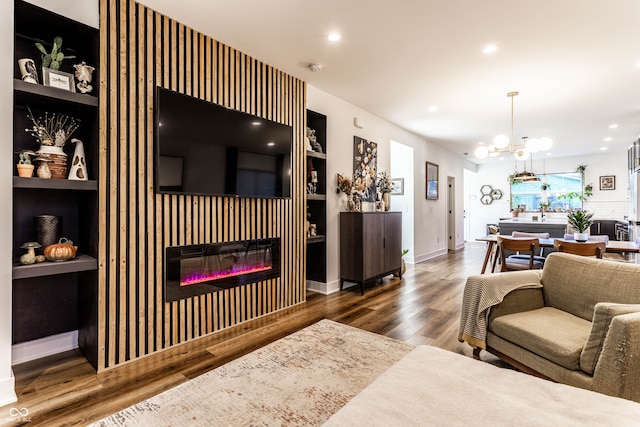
306;110;327;285
12;0;99;367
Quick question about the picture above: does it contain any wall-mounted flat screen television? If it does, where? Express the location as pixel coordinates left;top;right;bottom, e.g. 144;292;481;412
154;87;292;198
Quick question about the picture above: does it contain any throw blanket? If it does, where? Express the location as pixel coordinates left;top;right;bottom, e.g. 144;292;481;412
324;345;640;426
458;271;542;349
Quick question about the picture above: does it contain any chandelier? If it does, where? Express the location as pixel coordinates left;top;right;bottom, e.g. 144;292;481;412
474;91;553;160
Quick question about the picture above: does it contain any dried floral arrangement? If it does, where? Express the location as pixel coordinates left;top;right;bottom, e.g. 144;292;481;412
25;107;79;148
376;170;392;193
337;173;365;195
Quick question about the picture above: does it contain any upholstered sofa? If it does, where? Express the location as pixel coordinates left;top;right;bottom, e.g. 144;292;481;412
472;252;640;402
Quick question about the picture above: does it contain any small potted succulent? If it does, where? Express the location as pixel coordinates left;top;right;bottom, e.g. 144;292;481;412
16;149;36;177
567;210;594;242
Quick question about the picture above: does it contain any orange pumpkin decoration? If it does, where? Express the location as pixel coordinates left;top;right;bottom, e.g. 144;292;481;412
44;238;78;262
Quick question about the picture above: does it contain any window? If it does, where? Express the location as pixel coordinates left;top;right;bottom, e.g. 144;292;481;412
510;172;583;212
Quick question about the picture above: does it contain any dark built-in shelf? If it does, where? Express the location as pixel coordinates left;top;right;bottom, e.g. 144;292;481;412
13;176;97;191
307;235;326;244
14;79;99;107
12;254;98;280
306;193;326;201
306;150;327;160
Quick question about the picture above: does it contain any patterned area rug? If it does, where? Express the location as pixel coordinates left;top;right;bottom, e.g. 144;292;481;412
91;320;414;426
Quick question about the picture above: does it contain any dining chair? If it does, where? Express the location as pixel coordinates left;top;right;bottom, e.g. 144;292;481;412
496;236;545;272
553;239;606;259
510;231;549;258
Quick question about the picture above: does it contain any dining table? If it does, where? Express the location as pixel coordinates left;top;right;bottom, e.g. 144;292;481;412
475;234;640;274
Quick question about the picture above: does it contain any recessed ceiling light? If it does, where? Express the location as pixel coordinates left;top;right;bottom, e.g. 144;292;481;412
604;137;612;141
252;121;261;126
267;142;275;146
328;33;341;42
483;44;498;54
609;124;618;129
428;106;438;112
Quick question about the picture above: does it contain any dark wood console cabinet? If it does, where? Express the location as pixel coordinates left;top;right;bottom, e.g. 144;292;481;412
339;212;402;294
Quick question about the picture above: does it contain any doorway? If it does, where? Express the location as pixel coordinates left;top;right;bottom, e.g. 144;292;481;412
390;140;414;263
447;176;456;251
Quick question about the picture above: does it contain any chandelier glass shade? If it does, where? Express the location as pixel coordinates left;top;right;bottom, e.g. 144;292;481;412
474;92;553;160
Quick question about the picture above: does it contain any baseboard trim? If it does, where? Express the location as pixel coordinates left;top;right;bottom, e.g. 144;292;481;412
12;331;78;365
0;374;17;407
306;279;341;295
414;248;448;264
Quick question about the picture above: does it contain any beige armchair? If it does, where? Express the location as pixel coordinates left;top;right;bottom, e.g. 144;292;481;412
463;252;640;402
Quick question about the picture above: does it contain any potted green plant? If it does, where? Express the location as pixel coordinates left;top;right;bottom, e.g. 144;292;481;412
394;249;409;277
539;201;550;212
16;149;36;177
567;210;594;242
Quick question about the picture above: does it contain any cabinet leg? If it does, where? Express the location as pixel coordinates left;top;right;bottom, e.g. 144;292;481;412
360;282;364;296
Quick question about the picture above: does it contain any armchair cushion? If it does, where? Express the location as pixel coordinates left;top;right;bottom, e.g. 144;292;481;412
490;307;592;370
580;303;640;374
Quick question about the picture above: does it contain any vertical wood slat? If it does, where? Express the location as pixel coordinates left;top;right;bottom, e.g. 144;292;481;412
100;0;306;371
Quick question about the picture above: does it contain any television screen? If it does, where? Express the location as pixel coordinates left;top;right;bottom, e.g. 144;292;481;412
155;87;292;198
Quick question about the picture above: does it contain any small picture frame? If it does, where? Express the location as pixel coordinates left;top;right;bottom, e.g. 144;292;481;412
390;178;404;195
599;175;615;190
42;67;76;92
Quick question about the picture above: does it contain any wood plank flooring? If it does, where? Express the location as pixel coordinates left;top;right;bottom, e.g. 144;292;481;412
2;242;491;426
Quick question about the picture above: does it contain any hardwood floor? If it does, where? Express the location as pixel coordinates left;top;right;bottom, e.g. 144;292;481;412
2;243;490;426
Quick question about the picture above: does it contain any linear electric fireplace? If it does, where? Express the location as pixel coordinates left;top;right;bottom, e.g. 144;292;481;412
165;238;281;301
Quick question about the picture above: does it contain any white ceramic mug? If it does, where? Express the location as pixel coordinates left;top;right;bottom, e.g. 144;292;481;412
18;58;38;84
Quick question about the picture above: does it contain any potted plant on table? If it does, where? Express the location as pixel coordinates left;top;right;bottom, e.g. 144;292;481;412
567;210;594;242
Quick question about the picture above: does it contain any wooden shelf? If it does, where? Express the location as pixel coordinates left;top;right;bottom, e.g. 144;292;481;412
13;176;97;191
306;150;327;160
306;193;326;201
307;235;326;244
12;254;98;280
14;79;98;107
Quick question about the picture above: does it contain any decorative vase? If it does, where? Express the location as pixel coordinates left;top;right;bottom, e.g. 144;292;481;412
16;164;34;177
18;58;38;84
73;61;95;94
512;210;519;218
382;193;390;211
37;145;67;179
37;160;52;179
35;215;62;249
574;232;589;242
346;194;362;212
68;138;88;180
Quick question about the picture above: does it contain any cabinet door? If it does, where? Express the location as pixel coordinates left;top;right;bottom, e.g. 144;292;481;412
362;214;385;279
384;213;402;273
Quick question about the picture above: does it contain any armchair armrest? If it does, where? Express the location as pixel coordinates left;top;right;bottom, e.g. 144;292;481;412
593;312;640;403
459;270;543;350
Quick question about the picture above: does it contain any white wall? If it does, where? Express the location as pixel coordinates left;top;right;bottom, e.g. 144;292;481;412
307;85;474;293
467;151;630;241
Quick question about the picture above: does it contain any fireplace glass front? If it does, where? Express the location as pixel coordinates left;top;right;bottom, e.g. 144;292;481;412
165;238;280;301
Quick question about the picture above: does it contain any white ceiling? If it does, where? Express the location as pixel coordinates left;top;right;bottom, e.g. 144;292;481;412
138;0;640;164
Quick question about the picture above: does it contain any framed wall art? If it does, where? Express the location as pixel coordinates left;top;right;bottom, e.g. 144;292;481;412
390;178;404;195
599;175;615;190
426;162;438;200
353;136;377;201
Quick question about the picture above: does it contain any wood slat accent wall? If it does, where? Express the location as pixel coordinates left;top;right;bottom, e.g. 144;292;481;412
98;0;306;371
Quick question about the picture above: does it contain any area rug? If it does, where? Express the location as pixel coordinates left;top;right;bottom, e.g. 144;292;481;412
90;320;414;426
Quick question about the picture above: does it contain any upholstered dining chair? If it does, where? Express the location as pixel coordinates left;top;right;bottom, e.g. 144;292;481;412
553;239;606;259
496;236;545;272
